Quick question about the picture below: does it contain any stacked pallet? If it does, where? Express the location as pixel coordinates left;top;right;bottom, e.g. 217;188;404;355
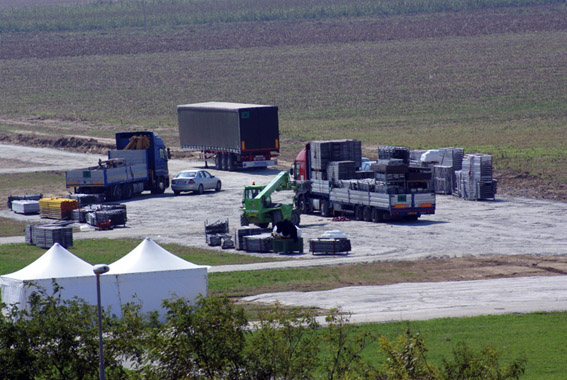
455;154;497;200
378;146;410;164
12;200;40;215
243;234;273;253
311;140;362;173
327;161;356;181
69;193;105;207
39;198;79;220
309;238;351;254
235;227;272;250
7;193;42;210
26;224;73;248
204;219;233;248
433;166;453;195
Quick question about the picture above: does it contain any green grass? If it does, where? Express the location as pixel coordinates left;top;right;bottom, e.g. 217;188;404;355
323;312;567;379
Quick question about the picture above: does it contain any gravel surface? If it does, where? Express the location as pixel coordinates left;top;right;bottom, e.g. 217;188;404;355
2;143;567;322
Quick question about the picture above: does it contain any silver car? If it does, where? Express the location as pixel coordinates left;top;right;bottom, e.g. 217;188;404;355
171;170;222;195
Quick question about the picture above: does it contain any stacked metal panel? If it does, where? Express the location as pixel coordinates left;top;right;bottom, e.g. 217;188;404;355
235;227;271;250
12;200;40;215
326;161;356;182
7;193;42;210
243;234;273;253
309;238;351;254
311;140;362;179
86;209;127;227
68;193;105;207
378;146;410;164
26;224;73;248
204;219;233;247
455;154;496;200
433;166;453;195
39;198;79;220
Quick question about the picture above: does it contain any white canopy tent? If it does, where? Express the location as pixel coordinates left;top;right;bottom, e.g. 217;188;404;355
101;237;209;319
0;243;97;312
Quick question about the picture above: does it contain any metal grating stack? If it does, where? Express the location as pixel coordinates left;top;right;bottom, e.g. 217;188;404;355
235;227;272;250
12;200;40;215
310;238;351;254
26;224;73;248
39;198;79;220
243;234;273;253
455;154;497;200
433;166;454;195
68;193;105;207
326;161;356;182
378;146;410;164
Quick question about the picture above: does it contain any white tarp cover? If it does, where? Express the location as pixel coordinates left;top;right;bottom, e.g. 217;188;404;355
0;243;98;311
101;237;209;318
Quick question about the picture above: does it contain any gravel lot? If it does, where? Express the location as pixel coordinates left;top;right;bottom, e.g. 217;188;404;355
2;143;567;322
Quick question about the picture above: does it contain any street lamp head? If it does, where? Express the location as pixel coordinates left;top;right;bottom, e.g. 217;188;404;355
93;264;110;275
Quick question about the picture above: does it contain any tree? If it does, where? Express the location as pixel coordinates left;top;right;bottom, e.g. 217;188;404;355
142;296;248;380
244;303;320;380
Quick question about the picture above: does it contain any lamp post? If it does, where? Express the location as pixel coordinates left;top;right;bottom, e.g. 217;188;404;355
93;264;110;380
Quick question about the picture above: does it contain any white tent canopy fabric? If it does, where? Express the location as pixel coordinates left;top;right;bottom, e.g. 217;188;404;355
1;238;209;319
0;243;98;310
102;237;209;319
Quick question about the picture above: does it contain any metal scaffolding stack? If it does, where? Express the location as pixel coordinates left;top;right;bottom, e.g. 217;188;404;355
455;154;497;200
26;224;73;248
326;161;356;181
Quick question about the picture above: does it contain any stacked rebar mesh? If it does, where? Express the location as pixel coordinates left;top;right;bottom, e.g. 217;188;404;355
455;154;497;200
26;224;73;248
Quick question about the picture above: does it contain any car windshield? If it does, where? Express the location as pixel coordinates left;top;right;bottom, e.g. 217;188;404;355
176;171;197;178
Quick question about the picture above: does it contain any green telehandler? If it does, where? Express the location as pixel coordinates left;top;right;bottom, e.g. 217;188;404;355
240;170;300;228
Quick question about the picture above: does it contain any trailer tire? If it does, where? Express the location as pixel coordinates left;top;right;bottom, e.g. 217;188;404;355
112;184;123;201
123;183;133;199
240;213;249;226
355;205;364;221
151;177;166;195
298;195;311;214
227;154;235;171
321;200;332;217
363;206;372;222
221;154;228;171
371;208;383;223
215;154;222;170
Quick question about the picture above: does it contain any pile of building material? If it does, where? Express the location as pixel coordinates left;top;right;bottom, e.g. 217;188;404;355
11;200;40;215
455;154;498;200
243;234;273;253
26;223;73;248
72;203;127;227
204;219;234;248
310;230;351;255
418;148;465;195
235;227;272;250
272;237;303;254
39;198;79;220
68;193;105;207
311;140;362;179
7;194;42;210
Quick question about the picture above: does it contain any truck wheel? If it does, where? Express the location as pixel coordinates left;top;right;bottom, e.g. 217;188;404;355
221;154;228;171
363;206;372;222
291;210;301;226
151;177;166;194
371;208;383;223
112;184;123;201
355;205;364;221
321;200;332;217
215;154;222;170
298;195;311;214
123;184;133;199
240;213;249;226
227;153;235;171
